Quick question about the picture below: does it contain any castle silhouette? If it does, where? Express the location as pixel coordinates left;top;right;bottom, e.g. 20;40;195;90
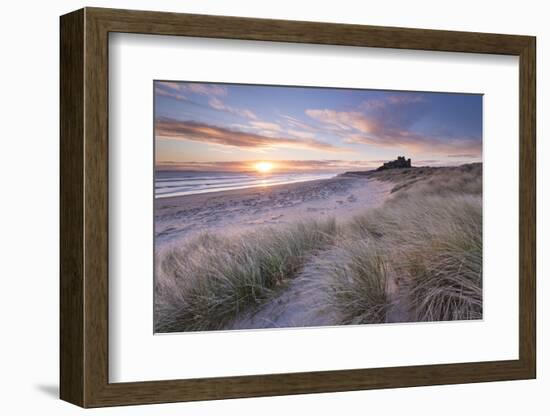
376;156;412;171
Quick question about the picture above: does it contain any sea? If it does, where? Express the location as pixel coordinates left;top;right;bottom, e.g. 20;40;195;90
155;170;337;198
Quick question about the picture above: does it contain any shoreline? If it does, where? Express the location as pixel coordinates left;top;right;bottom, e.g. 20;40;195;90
155;173;338;199
154;164;483;332
155;176;393;248
156;176;335;202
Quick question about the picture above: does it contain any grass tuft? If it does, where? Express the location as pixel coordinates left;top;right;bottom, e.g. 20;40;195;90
309;239;389;324
155;163;483;331
155;219;338;332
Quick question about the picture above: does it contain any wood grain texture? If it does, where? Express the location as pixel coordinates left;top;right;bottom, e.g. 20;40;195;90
83;10;110;406
59;8;84;406
59;7;537;408
89;7;532;54
518;38;536;376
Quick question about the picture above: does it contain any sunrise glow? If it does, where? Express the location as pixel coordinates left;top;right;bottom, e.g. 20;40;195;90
254;162;274;173
154;81;483;172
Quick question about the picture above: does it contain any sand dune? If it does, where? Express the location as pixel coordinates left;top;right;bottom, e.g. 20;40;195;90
154;164;482;333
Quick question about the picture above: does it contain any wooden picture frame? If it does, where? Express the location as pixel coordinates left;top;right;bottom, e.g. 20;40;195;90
60;7;536;408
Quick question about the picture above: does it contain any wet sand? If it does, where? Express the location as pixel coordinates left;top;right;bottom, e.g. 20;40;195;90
155;176;393;249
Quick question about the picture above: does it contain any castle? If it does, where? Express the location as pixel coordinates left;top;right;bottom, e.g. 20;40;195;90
376;156;412;171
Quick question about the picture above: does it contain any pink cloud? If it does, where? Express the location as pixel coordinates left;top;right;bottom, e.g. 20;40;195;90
155;118;348;153
187;83;227;97
287;129;316;139
386;94;426;105
249;120;282;131
281;115;320;132
305;109;373;133
156;159;380;172
209;97;258;120
155;82;228;101
343;131;481;156
155;86;187;101
306;94;481;157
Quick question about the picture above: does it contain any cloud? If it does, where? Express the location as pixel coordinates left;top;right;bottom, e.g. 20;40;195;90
306;94;481;157
155;118;348;153
209;97;258;120
155;82;227;101
447;153;479;158
186;83;227;97
414;159;445;165
386;94;426;105
156;159;380;172
156;82;181;90
358;94;426;111
281;115;320;132
249;120;282;131
155;82;258;120
155;86;187;101
344;131;481;156
305;109;373;133
287;129;316;139
235;119;320;141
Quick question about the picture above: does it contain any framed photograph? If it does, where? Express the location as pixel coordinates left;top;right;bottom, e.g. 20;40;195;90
60;7;536;407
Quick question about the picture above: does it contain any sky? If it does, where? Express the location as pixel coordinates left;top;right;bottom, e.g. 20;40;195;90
154;81;482;173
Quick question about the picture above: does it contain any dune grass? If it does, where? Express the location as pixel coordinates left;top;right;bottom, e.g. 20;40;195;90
307;239;389;325
322;164;482;323
155;219;338;332
368;162;482;196
345;193;482;322
155;163;482;332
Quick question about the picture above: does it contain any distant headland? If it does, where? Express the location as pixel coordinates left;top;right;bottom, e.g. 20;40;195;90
342;156;414;177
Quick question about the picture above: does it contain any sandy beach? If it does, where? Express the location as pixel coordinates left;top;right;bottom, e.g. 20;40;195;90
155;175;393;249
154;164;482;332
154;175;393;330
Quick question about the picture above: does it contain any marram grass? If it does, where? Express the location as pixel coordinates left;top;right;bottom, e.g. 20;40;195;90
155;219;338;332
155;163;482;332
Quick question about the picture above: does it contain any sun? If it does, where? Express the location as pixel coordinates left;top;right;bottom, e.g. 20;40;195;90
254;161;274;174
